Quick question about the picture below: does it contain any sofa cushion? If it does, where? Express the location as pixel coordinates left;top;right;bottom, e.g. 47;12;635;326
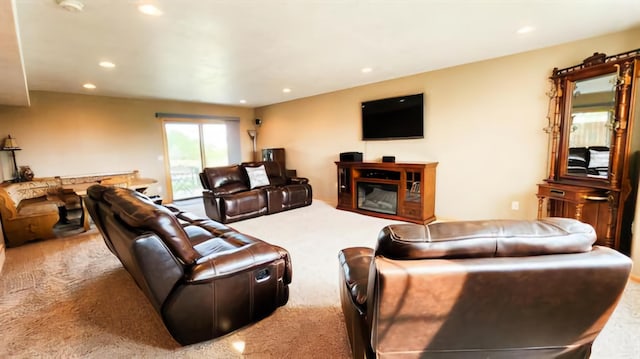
187;218;233;236
376;218;596;259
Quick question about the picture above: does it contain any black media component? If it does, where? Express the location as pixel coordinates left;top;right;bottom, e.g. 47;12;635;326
340;152;363;162
360;169;399;180
382;156;395;163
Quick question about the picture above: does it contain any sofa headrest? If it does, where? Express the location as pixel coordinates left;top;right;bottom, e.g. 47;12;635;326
376;217;596;260
101;186;200;265
87;184;111;201
203;165;249;194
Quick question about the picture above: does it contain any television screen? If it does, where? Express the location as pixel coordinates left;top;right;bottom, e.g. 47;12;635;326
361;93;424;141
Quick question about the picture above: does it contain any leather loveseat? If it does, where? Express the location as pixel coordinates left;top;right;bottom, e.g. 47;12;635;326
84;184;292;345
200;161;312;223
338;218;631;359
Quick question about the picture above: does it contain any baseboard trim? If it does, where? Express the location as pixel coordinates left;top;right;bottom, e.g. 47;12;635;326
630;274;640;283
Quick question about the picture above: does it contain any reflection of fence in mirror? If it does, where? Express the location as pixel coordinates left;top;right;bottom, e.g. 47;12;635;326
569;111;612;148
569;73;617;148
566;72;617;177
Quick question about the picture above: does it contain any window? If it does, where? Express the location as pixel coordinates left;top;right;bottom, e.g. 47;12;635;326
159;114;240;201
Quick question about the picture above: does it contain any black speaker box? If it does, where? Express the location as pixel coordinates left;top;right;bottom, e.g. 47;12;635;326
340;152;363;162
382;156;395;163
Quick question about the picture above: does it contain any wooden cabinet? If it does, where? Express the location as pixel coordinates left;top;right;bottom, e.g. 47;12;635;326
537;49;640;254
336;161;437;224
536;182;612;247
262;148;286;173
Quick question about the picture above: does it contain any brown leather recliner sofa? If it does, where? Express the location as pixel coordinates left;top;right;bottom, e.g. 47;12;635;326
84;184;292;345
200;161;312;223
338;218;632;359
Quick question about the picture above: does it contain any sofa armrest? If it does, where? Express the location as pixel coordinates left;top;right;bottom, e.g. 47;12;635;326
338;247;374;314
202;190;222;222
188;241;289;284
288;177;309;185
275;244;293;284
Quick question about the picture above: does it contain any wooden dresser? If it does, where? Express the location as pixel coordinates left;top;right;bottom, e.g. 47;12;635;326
536;182;612;247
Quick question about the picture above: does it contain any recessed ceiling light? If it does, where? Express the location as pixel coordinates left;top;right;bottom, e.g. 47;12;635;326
138;3;163;16
99;61;115;68
361;67;373;73
56;0;84;12
282;88;292;93
239;99;247;104
517;26;535;34
83;83;96;89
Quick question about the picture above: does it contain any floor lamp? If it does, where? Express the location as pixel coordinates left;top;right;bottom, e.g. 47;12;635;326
247;130;258;162
2;135;21;182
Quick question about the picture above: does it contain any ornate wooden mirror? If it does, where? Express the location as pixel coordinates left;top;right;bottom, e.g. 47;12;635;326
561;71;617;180
539;49;640;254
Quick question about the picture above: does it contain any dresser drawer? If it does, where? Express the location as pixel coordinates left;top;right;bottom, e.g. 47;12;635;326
537;184;603;203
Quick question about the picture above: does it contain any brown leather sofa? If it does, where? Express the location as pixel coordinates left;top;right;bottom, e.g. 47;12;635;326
200;161;312;223
338;218;631;359
84;184;292;345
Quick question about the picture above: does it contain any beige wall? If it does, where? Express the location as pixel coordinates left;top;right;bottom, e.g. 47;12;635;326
256;28;640;221
0;92;256;200
0;29;637;220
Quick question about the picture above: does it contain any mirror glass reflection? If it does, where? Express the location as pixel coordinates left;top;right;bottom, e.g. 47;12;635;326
566;72;617;178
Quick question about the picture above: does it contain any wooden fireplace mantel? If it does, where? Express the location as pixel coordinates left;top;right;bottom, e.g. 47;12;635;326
335;161;437;224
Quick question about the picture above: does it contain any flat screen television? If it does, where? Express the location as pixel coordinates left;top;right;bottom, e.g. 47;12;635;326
361;93;424;141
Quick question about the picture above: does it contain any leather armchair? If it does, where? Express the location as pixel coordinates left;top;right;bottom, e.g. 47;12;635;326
85;184;292;345
338;218;631;358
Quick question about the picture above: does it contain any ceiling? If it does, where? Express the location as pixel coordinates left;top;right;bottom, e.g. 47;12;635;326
2;0;640;108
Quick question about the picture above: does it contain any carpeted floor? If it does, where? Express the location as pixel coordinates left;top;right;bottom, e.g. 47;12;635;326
0;200;638;358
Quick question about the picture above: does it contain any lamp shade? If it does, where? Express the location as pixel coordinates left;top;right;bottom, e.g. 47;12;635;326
2;135;20;150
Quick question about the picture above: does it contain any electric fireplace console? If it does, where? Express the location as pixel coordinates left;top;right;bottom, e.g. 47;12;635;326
335;161;437;224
